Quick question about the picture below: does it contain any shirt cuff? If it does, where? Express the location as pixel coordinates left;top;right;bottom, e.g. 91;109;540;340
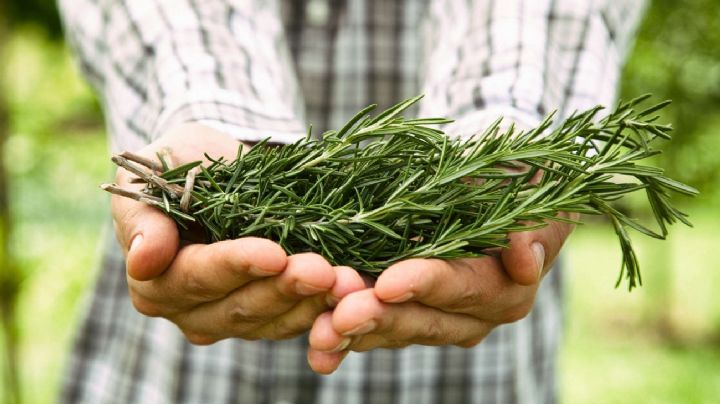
151;88;306;145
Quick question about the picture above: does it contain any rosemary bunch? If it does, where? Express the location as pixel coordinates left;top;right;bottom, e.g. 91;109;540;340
104;95;697;290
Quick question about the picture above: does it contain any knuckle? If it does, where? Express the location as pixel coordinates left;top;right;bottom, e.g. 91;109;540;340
499;302;534;324
183;331;217;346
227;301;265;324
114;204;136;227
296;252;331;269
456;335;485;348
420;315;446;342
349;335;386;352
258;296;326;340
129;293;163;317
217;241;244;273
267;318;306;340
382;340;411;350
441;278;488;313
444;282;484;311
182;267;217;301
240;331;262;341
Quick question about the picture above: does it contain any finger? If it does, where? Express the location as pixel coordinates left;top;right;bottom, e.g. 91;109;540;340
305;268;367;367
246;263;366;341
373;258;532;320
502;212;578;285
112;169;179;281
247;293;331;340
169;253;335;338
329;290;492;351
326;266;367;307
309;312;351;353
130;237;288;310
308;296;386;354
113;125;248;281
307;342;349;375
244;262;356;339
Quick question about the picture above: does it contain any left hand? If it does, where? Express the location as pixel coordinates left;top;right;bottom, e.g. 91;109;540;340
306;213;577;374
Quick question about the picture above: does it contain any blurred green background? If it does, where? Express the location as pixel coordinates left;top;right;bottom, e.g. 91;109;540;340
0;1;718;403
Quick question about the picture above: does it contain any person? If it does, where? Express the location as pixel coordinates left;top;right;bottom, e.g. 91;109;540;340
58;0;646;402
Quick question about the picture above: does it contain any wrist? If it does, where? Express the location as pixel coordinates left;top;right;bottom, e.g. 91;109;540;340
145;123;250;165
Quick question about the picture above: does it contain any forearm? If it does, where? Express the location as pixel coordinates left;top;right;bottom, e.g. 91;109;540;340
58;0;305;149
420;0;648;137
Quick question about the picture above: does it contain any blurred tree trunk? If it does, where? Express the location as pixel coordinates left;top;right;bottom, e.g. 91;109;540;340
0;0;21;402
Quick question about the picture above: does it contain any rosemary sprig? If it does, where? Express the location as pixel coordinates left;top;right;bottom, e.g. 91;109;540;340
103;95;697;290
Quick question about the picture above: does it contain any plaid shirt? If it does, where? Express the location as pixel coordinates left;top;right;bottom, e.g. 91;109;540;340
58;0;645;403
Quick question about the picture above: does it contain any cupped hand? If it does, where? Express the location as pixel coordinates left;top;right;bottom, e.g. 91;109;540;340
111;123;366;343
307;213;576;374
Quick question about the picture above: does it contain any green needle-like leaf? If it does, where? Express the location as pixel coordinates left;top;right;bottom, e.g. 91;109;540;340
104;96;698;289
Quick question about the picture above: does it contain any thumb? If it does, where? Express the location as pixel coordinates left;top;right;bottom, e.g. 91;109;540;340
108;123;243;281
501;214;577;286
111;179;179;282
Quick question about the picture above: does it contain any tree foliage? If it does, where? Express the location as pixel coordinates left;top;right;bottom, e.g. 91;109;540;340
6;0;62;39
621;0;720;201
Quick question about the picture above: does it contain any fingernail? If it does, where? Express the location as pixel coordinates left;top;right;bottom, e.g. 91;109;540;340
343;320;376;336
249;266;279;277
329;337;351;353
296;282;326;296
384;292;413;303
531;242;545;281
129;234;143;253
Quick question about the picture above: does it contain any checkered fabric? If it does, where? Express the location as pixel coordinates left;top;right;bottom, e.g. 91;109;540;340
58;1;646;403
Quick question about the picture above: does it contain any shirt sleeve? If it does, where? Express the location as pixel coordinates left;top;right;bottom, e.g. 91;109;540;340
419;0;647;136
58;0;306;152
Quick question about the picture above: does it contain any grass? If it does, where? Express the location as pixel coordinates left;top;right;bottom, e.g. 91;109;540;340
1;29;108;403
3;132;107;403
562;333;720;403
561;206;720;403
9;129;107;404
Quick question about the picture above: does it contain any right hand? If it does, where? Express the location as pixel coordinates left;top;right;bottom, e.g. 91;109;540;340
112;123;365;344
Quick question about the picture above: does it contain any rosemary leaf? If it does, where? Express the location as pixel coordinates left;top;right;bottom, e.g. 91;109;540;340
103;96;698;289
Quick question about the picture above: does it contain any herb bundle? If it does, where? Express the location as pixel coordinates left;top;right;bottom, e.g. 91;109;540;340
103;95;697;289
